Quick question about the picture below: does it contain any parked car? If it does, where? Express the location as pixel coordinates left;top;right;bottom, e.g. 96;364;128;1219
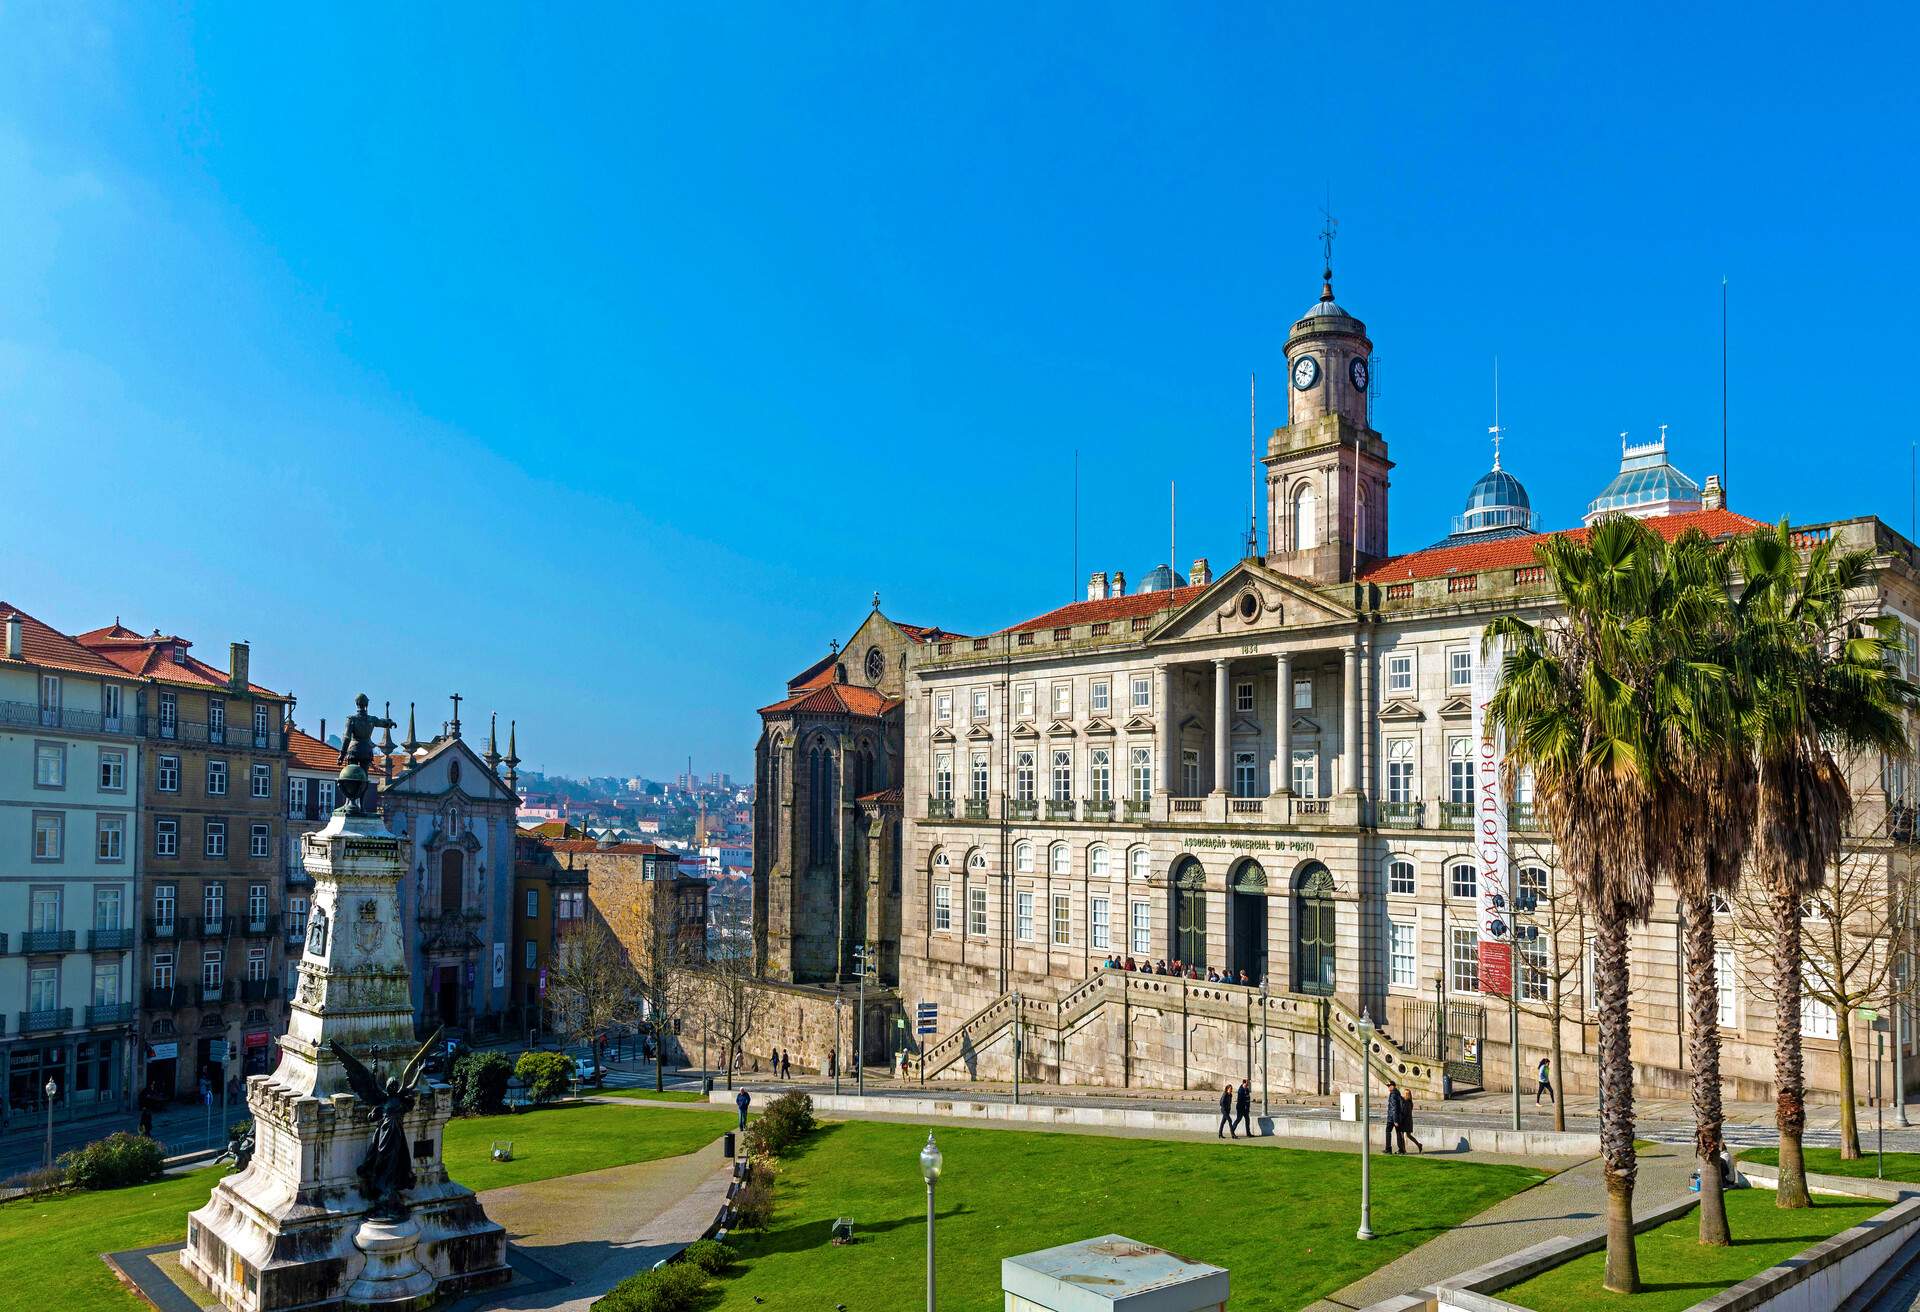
573;1057;600;1085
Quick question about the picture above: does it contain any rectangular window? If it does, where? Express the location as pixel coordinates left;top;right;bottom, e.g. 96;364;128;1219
101;683;122;728
968;886;988;937
526;889;539;918
1051;750;1072;802
1091;897;1110;950
1233;751;1257;798
1290;750;1317;799
29;965;58;1012
288;776;308;815
1129;747;1152;801
1015;750;1036;802
1091;749;1112;802
1716;947;1737;1027
1235;681;1254;713
29;887;61;932
155;818;178;858
1293;677;1313;709
1448;738;1475;806
1449;927;1480;994
247;883;268;926
206;819;227;858
250;823;270;858
155;885;176;932
99;749;126;792
207;759;228;796
1386;651;1414;694
1052;893;1071;945
1090;681;1109;715
152;952;175;989
1448;649;1473;688
1181;749;1200;797
1016;891;1034;941
1520;939;1549;1003
35;742;65;788
933;753;953;801
96;815;125;861
208;697;226;742
33;812;63;860
204;882;225;920
1450;864;1477;900
202;948;224;991
1130;900;1151;956
524;939;538;969
95;886;123;930
318;780;335;812
969;752;989;800
1386;739;1415;804
1015;684;1034;721
1389;859;1416;896
933;884;951;931
253;702;270;744
935;692;953;723
251;763;271;799
157;755;180;793
971;688;988;722
1130;675;1151;711
1802;974;1837;1039
288;896;308;937
1389;921;1416;987
247;945;268;981
158;690;177;738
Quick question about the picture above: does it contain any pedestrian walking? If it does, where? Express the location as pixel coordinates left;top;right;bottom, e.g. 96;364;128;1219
827;1049;837;1080
734;1088;751;1131
1535;1056;1555;1105
137;1088;156;1138
1383;1080;1406;1154
780;1049;791;1080
1218;1084;1235;1138
1400;1089;1424;1153
1234;1078;1252;1137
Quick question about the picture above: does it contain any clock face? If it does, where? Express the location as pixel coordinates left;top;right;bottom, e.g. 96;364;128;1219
1349;356;1370;392
1291;354;1320;390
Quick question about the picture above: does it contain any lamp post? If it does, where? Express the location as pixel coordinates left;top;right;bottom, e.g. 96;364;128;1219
1356;1009;1376;1241
1011;991;1022;1105
834;991;843;1096
919;1131;942;1312
855;943;869;1096
1259;975;1270;1117
43;1077;58;1170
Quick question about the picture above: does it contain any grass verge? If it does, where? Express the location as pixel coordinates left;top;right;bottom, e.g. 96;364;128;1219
1739;1145;1920;1183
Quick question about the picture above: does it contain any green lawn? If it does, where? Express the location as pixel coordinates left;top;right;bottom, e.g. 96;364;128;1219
1501;1188;1887;1312
595;1088;710;1104
0;1099;734;1311
710;1122;1548;1311
1740;1145;1920;1183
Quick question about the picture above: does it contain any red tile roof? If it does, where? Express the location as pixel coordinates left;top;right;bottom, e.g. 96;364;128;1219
857;787;903;805
541;837;681;857
0;604;134;680
898;622;964;644
1358;508;1769;583
75;623;284;696
285;724;338;773
759;681;899;718
1003;585;1206;634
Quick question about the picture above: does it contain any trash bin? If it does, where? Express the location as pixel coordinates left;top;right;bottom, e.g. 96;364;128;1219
723;1131;736;1158
703;1076;714;1095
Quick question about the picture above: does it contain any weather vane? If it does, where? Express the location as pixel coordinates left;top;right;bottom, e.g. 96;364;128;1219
1318;196;1338;298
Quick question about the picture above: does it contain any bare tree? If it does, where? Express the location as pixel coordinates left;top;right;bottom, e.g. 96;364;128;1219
544;916;639;1083
684;904;770;1090
1510;834;1587;1134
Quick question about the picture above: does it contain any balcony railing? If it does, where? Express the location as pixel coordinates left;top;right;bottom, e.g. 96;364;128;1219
1294;798;1331;818
144;985;187;1010
1121;799;1151;822
1441;802;1474;830
88;927;135;951
1006;799;1038;821
1511;802;1544;832
1044;800;1076;821
146;918;178;941
1170;797;1205;815
0;700;142;737
926;797;954;819
20;929;76;954
286;922;307;945
287;800;332;823
152;719;288;751
198;982;227;1005
18;1007;72;1034
197;915;235;939
241;914;280;937
1381;801;1424;829
1226;797;1264;816
240;978;274;1001
963;799;990;820
1083;798;1113;821
86;1001;136;1025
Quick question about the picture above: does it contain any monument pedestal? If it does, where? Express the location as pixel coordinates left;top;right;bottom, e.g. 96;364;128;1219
184;777;509;1312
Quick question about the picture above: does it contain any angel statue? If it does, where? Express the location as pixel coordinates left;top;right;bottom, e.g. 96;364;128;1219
328;1026;443;1219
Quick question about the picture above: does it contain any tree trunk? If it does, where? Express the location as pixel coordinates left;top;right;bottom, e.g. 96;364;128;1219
1595;917;1641;1292
1836;1009;1860;1159
1772;889;1811;1207
1683;892;1730;1245
1551;1009;1567;1134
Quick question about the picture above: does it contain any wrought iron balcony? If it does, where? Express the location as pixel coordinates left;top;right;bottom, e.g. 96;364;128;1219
241;915;280;937
963;799;990;820
1044;799;1076;821
0;700;141;737
88;927;135;951
197;982;228;1005
144;985;187;1010
145;918;178;941
1082;798;1113;821
925;797;954;819
86;1001;136;1025
151;719;288;750
1006;799;1038;821
1381;801;1425;829
240;978;274;1001
18;1007;73;1034
197;915;235;939
286;922;307;945
20;929;75;953
1440;802;1474;830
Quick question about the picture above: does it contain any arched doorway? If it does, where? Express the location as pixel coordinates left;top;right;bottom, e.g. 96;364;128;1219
440;850;464;915
1294;862;1337;996
1230;860;1268;982
1171;858;1206;969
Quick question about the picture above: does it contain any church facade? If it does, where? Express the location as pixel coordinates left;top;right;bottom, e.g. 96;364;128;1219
755;270;1920;1102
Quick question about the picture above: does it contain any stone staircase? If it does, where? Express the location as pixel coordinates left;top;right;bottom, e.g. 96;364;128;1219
918;969;1445;1097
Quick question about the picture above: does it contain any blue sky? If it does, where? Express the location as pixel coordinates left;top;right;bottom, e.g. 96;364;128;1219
4;4;1915;779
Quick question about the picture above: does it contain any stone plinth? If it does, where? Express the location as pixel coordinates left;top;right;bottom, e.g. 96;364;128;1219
1003;1234;1229;1311
182;803;509;1311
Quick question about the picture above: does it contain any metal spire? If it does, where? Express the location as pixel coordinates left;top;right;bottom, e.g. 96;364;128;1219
505;719;520;793
484;711;501;771
448;692;462;739
378;701;397;782
1318;200;1339;303
403;701;419;755
1488;357;1504;472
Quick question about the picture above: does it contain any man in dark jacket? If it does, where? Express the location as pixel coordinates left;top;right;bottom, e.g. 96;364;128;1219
1383;1081;1406;1154
1218;1084;1235;1137
734;1088;751;1131
1234;1079;1253;1138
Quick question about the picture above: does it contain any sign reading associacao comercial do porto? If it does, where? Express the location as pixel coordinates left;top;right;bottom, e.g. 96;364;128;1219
1471;631;1512;998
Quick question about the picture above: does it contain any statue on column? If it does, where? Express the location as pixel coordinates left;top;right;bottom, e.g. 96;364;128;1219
329;1028;442;1219
336;694;397;815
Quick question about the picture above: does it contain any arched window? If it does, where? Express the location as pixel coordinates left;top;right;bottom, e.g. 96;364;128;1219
1014;841;1034;874
1129;847;1150;883
933;848;950;870
1089;845;1111;879
1049;843;1070;876
1388;857;1416;896
1291;482;1318;552
808;746;838;867
967;850;988;873
1357;483;1369;554
1449;862;1477;900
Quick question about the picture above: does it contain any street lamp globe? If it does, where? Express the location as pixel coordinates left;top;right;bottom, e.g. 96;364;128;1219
44;1077;57;1102
919;1131;943;1184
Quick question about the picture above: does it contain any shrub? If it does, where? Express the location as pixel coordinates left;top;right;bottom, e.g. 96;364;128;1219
1;1165;65;1194
514;1050;575;1104
595;1260;708;1312
681;1238;736;1275
731;1165;775;1230
59;1131;165;1191
742;1090;815;1158
452;1051;515;1115
228;1118;254;1143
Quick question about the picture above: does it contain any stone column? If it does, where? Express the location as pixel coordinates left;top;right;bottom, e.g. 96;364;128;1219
1342;643;1361;793
1212;658;1231;795
1157;664;1175;794
1274;653;1293;795
1358;631;1373;802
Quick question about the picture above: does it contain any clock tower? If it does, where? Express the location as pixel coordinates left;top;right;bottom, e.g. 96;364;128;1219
1264;256;1392;584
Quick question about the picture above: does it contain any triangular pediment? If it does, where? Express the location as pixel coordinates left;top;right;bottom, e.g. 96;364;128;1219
1122;714;1157;734
965;724;994;741
1379;700;1426;723
1178;713;1204;732
1230;716;1261;735
1084;717;1116;737
379;736;519;805
1290;714;1322;736
1437;695;1474;720
1012;721;1039;740
1147;559;1358;644
930;725;957;744
1045;719;1077;737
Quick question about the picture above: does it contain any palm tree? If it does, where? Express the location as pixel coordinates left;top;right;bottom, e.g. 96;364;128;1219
1489;518;1725;1293
1734;521;1915;1208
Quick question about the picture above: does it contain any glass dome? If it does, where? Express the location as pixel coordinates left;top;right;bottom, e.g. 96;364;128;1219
1137;563;1189;594
1584;437;1702;523
1450;467;1535;537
